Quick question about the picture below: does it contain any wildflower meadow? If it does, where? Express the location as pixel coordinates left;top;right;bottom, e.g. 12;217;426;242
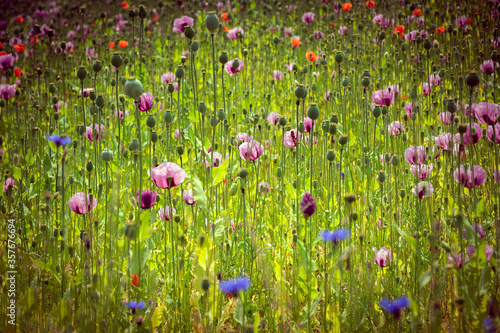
1;0;500;332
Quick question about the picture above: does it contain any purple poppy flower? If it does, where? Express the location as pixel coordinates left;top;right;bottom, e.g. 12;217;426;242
421;82;430;95
54;101;67;113
404;146;427;165
205;151;223;167
284;129;301;148
69;192;97;215
159;206;176;221
85;124;105;142
474;102;500;125
273;70;284;81
286;62;296;72
454;122;482;145
267;112;281;125
78;88;95;98
300;192;316;219
373;247;392;267
183;189;196;205
404;102;418;117
480;60;499;75
258;182;271;193
416;16;425;26
284;27;292;37
3;178;16;193
138;92;154;112
379;296;410;319
148;162;186;189
463;224;485;239
235;133;254;144
224;59;244;74
115;109;130;119
174;128;187;140
136;190;157;209
239;140;264;161
372;89;394;107
455;15;467;28
338;25;348;35
303;117;314;133
0;84;16;99
454;165;487;188
487;124;500;143
0;54;15;71
219;276;251;295
85;47;98;62
302;12;315;24
429;74;441;87
227;26;244;40
448;253;464;268
410;164;433;179
324;91;332;102
439;112;453;125
319;229;350;245
313;30;324;40
173;16;194;33
434;133;452;150
46;134;72;147
161;72;176;84
412;181;434;198
492;37;500;48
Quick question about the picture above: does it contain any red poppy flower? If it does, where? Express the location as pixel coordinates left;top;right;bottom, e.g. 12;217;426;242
131;274;139;287
365;0;375;8
474;10;478;14
109;42;115;49
0;41;3;48
221;12;230;21
342;3;352;11
436;26;445;33
30;35;38;44
222;23;231;32
14;68;23;78
14;43;26;53
412;9;421;16
153;15;159;22
119;40;128;48
15;16;24;23
0;51;6;56
467;17;472;24
393;25;405;38
292;38;302;47
306;51;318;61
121;1;129;9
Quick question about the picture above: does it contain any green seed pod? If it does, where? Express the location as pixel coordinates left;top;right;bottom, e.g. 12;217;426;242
229;182;238;196
295;85;307;99
124;225;136;240
48;83;56;94
138;5;147;18
372;106;381;118
339;134;348;145
190;40;199;52
164;110;173;124
151;131;158;143
217;108;226;121
120;77;127;85
273;36;280;44
96;94;105;108
362;76;370;87
330;114;339;124
205;11;219;32
201;278;210;291
232;60;240;71
93;60;102;73
175;65;185;79
307;103;320;120
465;71;480;87
334;52;344;63
342;77;349;87
329;123;337;135
392;156;399;166
100;150;113;162
86;160;94;173
344;193;356;203
239;168;249;179
184;25;195;39
326;150;335;162
146;114;156;128
378;171;386;183
77;66;87;81
210;115;218;127
129;139;140;151
458;123;468;134
278;116;287;126
423;39;432;50
124;77;143;99
89;91;97;101
276;167;282;178
198;102;207;114
298;121;305;133
218;51;228;64
446;99;457;113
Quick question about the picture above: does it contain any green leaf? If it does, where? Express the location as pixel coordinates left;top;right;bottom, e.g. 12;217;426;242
212;158;229;187
285;178;297;200
396;225;417;249
192;176;208;212
12;165;22;180
234;298;246;327
473;198;484;218
299;290;322;323
139;210;152;242
151;306;163;328
418;270;432;291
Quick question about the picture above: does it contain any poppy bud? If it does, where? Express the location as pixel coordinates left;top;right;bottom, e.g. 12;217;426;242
176;145;184;156
307;103;320;120
124;77;143;99
205;12;219;32
298;122;305;133
239;168;249;179
164;111;173;124
229;182;238;196
201;278;210;291
77;67;87;81
276;167;282;178
146;114;156;128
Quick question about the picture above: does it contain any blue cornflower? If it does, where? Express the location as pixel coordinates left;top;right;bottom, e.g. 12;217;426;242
46;134;72;147
379;296;410;319
319;229;350;245
483;317;496;333
123;301;146;314
219;276;251;296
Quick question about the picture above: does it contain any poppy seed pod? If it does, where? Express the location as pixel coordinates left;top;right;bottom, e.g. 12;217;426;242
278;116;287;126
198;102;207;114
184;25;195;39
465;71;480;87
298;122;305;133
362;76;370;87
239;168;249;179
86;160;94;173
48;83;56;94
329;123;337;135
93;61;102;73
378;171;386;183
89;91;97;101
372;106;381;118
307;103;320;120
190;41;199;52
111;53;123;68
146;114;156;128
446;99;457;113
339;134;348;145
168;83;175;93
151;131;158;143
273;36;280;44
423;39;432;50
217;109;226;121
77;67;87;81
129;139;140;151
96;94;105;108
334;52;344;63
124;77;143;99
176;145;184;156
205;12;219;32
201;278;210;291
175;66;185;79
457;123;468;134
295;85;307;99
219;51;228;64
100;150;113;162
326;150;335;162
342;77;349;87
